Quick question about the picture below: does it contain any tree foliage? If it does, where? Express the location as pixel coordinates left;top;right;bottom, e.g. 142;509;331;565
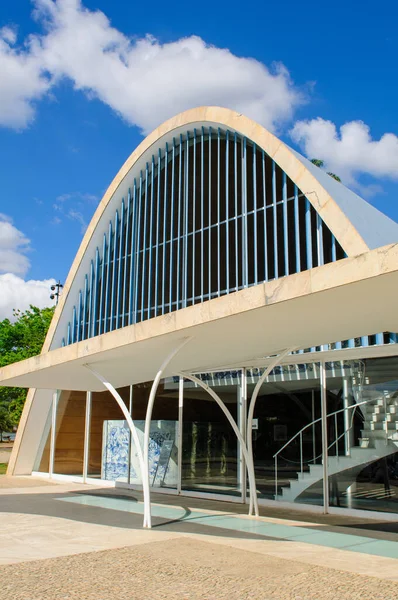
0;306;54;428
327;171;342;182
311;158;324;168
310;158;341;183
0;403;13;435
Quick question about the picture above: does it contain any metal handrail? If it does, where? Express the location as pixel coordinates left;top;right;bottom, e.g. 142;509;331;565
278;414;359;466
273;395;386;499
273;397;376;461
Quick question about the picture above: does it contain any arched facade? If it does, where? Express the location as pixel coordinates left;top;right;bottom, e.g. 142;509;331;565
61;128;347;346
44;107;398;352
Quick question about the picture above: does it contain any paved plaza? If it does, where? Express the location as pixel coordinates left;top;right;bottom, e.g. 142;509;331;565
0;477;397;599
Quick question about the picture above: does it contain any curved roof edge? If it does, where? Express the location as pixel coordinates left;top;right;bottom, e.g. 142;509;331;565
289;147;398;251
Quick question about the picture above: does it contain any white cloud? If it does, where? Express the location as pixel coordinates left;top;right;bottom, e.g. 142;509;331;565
290;118;398;188
1;26;17;45
0;0;304;133
0;214;56;319
0;25;51;128
0;215;31;276
51;190;96;230
67;209;87;232
55;191;99;204
0;273;55;321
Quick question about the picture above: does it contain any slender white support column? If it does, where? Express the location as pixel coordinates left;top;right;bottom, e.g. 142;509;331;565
177;371;258;517
246;348;293;516
143;338;192;528
312;390;316;464
83;391;92;482
49;390;59;478
320;362;329;513
84;365;146;525
177;376;184;494
238;369;247;503
128;385;133;485
343;377;353;456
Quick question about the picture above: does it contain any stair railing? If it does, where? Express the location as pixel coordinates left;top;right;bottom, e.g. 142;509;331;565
383;393;389;444
273;397;378;499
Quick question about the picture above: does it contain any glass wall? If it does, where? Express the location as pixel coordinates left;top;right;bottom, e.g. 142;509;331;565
327;357;398;514
247;363;323;506
86;381;179;489
256;357;398;515
181;372;242;496
129;379;179;491
34;355;398;517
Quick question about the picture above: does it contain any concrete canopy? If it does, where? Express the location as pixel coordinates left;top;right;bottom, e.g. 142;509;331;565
1;243;398;392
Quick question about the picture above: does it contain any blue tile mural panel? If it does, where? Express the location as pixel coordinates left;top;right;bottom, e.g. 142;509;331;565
102;420;178;487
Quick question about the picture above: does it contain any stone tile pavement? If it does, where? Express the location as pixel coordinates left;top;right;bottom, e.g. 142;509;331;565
0;476;397;599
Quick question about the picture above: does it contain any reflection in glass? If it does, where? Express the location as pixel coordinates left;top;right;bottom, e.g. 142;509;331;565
248;363;322;505
328;357;398;513
130;379;179;491
34;355;398;517
181;372;241;496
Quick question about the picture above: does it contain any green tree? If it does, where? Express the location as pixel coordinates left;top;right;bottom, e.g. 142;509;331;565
0;306;54;427
310;158;341;183
0;402;13;440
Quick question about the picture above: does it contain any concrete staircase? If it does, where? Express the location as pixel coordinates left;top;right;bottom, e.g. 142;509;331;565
276;393;398;503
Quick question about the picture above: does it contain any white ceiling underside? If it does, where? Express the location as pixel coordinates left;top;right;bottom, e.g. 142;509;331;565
1;245;398;393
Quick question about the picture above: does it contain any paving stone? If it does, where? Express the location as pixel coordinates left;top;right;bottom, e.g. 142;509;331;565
1;538;397;600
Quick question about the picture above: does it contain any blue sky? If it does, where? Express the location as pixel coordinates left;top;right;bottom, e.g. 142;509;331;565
0;0;397;318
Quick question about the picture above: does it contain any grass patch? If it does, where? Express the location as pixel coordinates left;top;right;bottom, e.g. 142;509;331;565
0;464;8;475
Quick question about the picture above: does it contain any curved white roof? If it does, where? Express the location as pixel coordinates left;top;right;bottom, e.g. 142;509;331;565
290;148;398;250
